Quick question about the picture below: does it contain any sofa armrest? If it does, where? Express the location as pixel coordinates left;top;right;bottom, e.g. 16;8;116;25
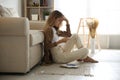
0;17;30;73
0;17;29;36
29;21;45;30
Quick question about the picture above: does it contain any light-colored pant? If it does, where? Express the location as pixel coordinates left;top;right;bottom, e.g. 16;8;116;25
51;34;89;63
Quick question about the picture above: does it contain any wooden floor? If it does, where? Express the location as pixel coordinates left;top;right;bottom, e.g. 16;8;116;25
0;49;120;80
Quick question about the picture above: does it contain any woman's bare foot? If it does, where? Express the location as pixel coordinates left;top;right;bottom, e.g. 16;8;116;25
83;56;98;63
77;59;83;62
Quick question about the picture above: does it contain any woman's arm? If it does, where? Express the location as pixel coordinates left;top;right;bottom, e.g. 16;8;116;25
56;37;69;44
57;18;72;37
44;27;69;50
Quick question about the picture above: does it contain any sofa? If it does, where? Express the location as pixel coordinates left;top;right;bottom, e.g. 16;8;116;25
0;17;45;73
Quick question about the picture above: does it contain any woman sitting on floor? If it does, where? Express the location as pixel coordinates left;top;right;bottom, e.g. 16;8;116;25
43;10;98;64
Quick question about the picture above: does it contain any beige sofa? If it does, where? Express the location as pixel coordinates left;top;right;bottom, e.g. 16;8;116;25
0;17;45;73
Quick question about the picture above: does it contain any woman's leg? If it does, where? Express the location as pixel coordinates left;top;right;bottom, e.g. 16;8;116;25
51;45;98;63
55;48;89;63
63;34;83;52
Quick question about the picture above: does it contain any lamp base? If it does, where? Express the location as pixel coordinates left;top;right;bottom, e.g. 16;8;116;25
90;38;95;54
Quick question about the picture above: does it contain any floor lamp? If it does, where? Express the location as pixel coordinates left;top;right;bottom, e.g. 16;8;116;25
77;18;101;54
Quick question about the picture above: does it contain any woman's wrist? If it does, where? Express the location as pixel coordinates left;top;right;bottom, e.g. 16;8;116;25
66;24;70;26
56;40;60;45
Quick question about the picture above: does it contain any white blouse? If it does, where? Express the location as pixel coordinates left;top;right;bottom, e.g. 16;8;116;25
52;27;59;43
52;27;65;51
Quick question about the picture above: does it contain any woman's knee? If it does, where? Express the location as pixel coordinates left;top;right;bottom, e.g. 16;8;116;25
71;34;79;39
72;34;78;37
81;48;89;55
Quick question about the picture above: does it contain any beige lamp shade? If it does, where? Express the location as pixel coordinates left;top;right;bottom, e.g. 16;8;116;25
86;18;99;38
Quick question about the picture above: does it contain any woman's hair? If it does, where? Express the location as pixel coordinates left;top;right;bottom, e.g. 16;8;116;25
43;10;64;30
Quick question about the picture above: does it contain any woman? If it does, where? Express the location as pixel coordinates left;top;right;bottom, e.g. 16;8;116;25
43;10;98;64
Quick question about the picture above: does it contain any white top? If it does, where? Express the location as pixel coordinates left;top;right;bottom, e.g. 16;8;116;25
52;27;65;48
52;27;59;43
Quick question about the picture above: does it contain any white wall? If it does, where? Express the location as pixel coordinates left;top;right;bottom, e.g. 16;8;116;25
54;0;120;49
54;0;88;33
0;0;22;16
54;0;120;35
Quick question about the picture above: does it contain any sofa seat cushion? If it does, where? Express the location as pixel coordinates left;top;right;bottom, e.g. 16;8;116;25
29;30;44;46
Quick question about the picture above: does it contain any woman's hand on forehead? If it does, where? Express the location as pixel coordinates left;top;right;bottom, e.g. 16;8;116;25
63;17;69;24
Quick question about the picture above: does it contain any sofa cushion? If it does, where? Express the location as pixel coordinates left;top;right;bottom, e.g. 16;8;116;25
29;30;44;46
0;5;19;17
